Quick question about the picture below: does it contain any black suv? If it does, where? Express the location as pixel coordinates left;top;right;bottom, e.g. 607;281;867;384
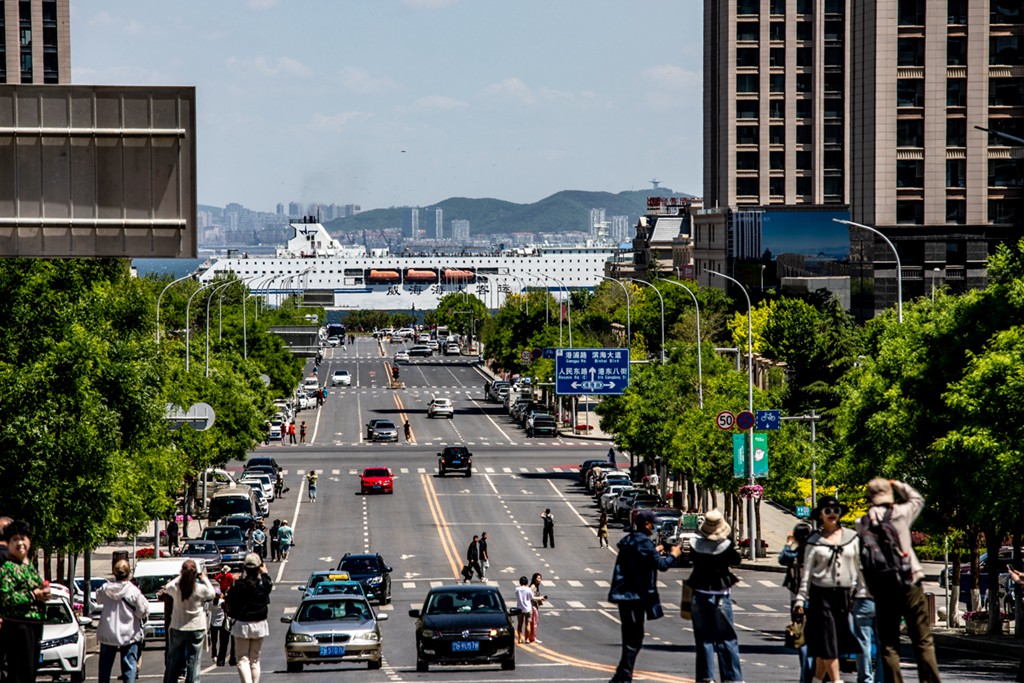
438;444;472;477
335;553;393;604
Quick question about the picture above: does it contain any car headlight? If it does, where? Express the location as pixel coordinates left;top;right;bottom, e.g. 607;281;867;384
367;576;382;586
286;633;316;644
420;629;436;639
42;633;79;649
489;627;509;637
365;631;380;642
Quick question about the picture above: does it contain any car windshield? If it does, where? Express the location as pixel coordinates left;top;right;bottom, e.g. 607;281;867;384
182;542;217;554
75;578;108;591
364;469;390;478
444;447;469;457
339;557;380;574
297;599;371;622
313;582;363;596
133;575;175;599
203;527;244;541
425;590;502;615
39;601;74;626
375;421;396;430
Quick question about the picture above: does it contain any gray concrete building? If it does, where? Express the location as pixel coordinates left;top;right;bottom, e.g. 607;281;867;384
2;0;71;84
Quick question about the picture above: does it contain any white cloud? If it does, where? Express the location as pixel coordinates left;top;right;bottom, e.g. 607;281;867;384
226;56;312;79
641;64;701;110
305;111;372;132
87;10;143;36
402;0;460;8
642;64;700;89
480;77;536;105
538;87;596;103
414;95;468;111
337;67;400;95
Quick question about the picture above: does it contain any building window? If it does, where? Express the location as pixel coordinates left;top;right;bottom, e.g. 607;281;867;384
824;150;844;170
770;125;785;145
948;0;968;25
989;158;1024;187
990;78;1024;106
990;199;1021;224
947;118;967;146
770;21;785;41
946;159;967;188
824;0;843;13
948;36;968;65
991;36;1024;66
797;99;813;119
797;151;813;170
797;125;813;144
988;117;1024;142
898;0;925;26
737;21;759;42
824;46;844;67
737;47;760;67
796;73;813;93
737;0;759;15
897;160;925;188
824;175;844;198
770;47;786;67
824;123;843;145
736;177;760;196
737;151;760;170
797;46;813;67
897;119;924;147
824;97;843;119
796;176;813;196
769;176;786;196
825;19;844;41
797;21;813;41
737;125;759;145
769;99;785;118
824;71;844;94
737;73;760;93
770;151;785;170
992;0;1024;25
946;200;966;224
770;73;785;93
898;37;925;66
897;200;925;224
770;0;786;15
737;100;759;119
898;79;925;107
796;0;814;14
947;79;968;107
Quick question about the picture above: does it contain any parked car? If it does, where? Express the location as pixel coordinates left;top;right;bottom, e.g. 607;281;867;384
38;585;90;682
409;584;519;672
336;553;393;604
601;485;634;513
179;540;223;565
578;459;609;484
201;526;249;567
438;444;473;477
527;414;558;437
282;595;387;671
132;558;209;646
366;418;399;442
427;397;454;419
245;456;281;474
71;577;108;616
940;546;1021;605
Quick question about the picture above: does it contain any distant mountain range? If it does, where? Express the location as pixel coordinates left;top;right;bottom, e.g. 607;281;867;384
323;188;693;235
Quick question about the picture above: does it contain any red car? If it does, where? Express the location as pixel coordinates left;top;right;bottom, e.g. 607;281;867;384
360;467;394;495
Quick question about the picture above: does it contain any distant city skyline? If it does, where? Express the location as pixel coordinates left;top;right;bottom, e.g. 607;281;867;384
71;1;702;213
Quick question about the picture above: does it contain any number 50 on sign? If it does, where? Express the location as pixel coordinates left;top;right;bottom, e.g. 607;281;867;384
715;411;735;430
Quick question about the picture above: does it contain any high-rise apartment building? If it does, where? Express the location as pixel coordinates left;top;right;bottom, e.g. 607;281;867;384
2;0;71;84
705;0;849;208
402;207;420;239
451;219;470;242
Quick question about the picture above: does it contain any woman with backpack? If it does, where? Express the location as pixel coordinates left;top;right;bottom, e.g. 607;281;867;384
224;554;272;683
779;522;813;683
794;495;863;683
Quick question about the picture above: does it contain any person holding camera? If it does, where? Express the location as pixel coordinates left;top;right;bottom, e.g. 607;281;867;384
687;509;743;683
160;560;216;683
606;509;681;683
224;554;272;683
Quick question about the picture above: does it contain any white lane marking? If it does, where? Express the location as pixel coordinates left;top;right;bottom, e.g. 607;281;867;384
758;579;778;588
275;476;305;585
752;603;776;612
567;580;583;587
566;600;586;609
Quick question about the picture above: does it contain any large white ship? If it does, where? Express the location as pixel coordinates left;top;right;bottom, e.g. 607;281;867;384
199;217;622;311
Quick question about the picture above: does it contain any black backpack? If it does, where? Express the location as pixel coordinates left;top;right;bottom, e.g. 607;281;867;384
858;507;913;594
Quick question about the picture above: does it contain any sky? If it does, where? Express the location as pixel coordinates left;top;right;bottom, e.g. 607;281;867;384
71;1;704;213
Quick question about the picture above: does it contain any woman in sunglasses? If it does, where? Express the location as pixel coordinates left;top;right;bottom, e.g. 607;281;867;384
793;495;863;683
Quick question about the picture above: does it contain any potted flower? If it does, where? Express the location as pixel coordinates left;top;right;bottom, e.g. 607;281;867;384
962;611;1011;635
738;484;763;500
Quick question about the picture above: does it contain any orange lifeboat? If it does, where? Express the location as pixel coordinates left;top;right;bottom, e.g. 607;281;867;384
405;269;437;282
367;269;400;282
443;268;475;282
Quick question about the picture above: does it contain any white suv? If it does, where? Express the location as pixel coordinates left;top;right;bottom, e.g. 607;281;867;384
427;397;454;419
38;585;89;683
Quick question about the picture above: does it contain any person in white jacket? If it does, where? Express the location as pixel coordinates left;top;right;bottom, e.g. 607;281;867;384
794;495;864;683
96;560;149;683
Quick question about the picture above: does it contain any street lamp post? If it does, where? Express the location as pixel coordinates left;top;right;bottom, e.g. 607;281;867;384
526;271;550;324
627;279;665;364
834;218;903;323
781;411;821;508
707;269;757;560
185;282;215;373
656;278;703;407
206;280;236;377
760;265;766;292
598;276;630;348
156;273;194;346
932;267;940;300
541;272;572;347
501;270;527;314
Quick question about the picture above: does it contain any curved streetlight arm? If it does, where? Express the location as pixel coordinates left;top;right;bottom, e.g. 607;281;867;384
526;270;551;325
185;281;215;373
833;218;902;323
156;273;194;346
598;276;630;349
656;278;703;408
206;280;236;377
541;272;572;348
627;279;665;364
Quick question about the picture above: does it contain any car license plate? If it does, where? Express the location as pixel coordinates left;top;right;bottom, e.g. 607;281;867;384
451;460;462;465
319;645;345;657
373;484;381;488
452;640;479;652
154;627;166;636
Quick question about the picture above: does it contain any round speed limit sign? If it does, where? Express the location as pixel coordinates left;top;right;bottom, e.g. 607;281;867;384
715;410;736;430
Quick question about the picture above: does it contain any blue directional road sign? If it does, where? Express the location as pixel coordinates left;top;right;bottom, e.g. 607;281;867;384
756;409;781;431
555;348;630;396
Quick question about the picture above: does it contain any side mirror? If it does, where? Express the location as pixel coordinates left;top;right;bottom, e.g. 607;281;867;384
376;613;389;621
280;616;292;623
408;609;420;618
297;585;306;591
507;607;522;617
385;566;392;573
77;616;93;627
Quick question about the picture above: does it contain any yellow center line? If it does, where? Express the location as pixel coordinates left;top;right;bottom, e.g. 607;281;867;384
521;642;694;682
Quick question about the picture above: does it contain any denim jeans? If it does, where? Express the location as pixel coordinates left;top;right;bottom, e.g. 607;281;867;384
612;602;646;682
98;641;141;683
691;592;743;683
852;597;883;683
163;628;206;683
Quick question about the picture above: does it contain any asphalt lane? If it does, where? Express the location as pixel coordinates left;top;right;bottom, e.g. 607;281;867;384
220;336;1018;682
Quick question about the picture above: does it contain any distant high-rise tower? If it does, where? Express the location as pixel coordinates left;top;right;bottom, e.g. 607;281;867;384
451;219;470;241
288;202;303;217
589;208;606;238
402;207;421;239
2;1;71;84
276;203;284;216
434;208;444;240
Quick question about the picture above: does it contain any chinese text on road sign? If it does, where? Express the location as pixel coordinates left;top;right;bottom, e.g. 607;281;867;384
555;348;630;396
